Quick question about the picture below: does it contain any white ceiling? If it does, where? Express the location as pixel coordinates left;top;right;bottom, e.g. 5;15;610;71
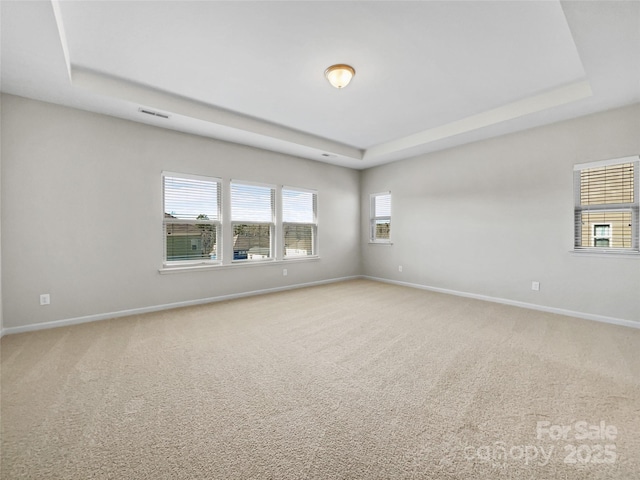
1;1;639;169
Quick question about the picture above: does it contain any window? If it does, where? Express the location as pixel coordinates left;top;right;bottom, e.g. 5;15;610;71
282;187;317;258
163;173;221;265
370;192;391;243
161;175;320;271
592;224;612;247
231;182;275;261
574;156;639;253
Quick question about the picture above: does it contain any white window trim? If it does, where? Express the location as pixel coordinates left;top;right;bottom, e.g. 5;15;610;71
572;156;639;255
230;180;276;263
160;176;323;273
282;186;319;259
282;185;317;195
158;256;320;274
573;155;639;171
370;191;392;244
162;171;222;268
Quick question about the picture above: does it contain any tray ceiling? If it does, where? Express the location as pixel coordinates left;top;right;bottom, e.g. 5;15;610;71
1;1;638;168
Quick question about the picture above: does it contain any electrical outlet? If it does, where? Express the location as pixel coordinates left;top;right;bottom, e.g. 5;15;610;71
398;265;403;272
531;281;540;291
40;294;50;305
283;269;288;276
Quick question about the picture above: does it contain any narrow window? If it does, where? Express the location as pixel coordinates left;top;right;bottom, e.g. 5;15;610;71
163;173;221;265
282;187;317;258
370;192;391;243
231;182;275;261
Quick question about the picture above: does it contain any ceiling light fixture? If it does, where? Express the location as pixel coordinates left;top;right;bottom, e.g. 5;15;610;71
324;64;355;89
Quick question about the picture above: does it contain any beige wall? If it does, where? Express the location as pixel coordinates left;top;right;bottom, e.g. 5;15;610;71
361;103;640;323
1;94;361;329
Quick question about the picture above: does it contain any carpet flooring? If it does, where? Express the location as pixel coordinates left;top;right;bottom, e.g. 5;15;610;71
1;279;639;479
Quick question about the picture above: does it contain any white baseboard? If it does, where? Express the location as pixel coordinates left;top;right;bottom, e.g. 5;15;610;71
1;276;360;336
3;275;637;336
363;276;640;330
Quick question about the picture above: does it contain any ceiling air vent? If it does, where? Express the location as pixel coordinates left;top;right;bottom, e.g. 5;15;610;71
138;108;170;119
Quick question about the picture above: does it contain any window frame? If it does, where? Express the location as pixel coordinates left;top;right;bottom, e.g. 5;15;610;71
573;156;639;255
162;171;222;267
160;175;323;273
230;180;276;263
370;191;392;244
282;186;318;259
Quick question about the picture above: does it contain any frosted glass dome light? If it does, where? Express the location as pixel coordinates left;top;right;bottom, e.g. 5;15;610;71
324;64;355;89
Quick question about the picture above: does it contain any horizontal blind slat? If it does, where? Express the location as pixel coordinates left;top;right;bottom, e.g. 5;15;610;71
231;183;274;222
580;163;634;205
374;193;391;217
164;176;220;221
282;189;316;223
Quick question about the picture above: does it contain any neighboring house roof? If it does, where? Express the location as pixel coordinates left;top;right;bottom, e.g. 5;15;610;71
165;214;214;237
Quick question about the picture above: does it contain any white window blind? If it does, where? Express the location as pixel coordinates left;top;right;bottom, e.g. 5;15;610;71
283;187;317;258
574;157;639;252
231;182;275;260
163;173;221;264
231;182;274;222
370;192;391;242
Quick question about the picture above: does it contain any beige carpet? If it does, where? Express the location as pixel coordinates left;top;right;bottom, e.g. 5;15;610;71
1;279;639;479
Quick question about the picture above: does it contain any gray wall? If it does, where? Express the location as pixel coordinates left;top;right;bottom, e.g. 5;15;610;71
0;95;3;333
361;103;640;323
1;94;361;329
2;94;638;331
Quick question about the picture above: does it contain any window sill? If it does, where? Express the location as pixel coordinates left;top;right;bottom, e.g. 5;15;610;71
159;256;320;274
570;249;640;258
368;241;393;246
